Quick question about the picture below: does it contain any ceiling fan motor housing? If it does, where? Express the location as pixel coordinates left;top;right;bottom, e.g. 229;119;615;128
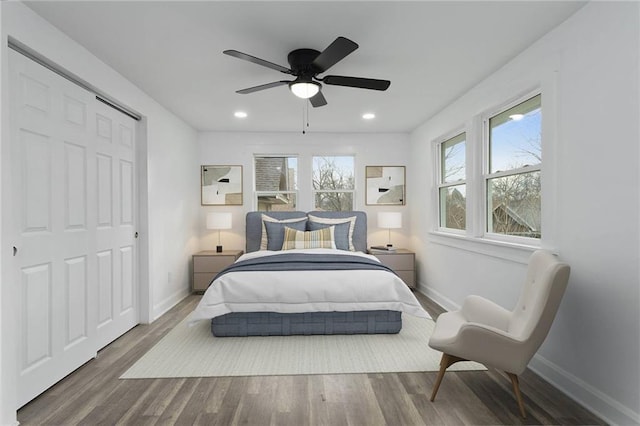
287;49;321;76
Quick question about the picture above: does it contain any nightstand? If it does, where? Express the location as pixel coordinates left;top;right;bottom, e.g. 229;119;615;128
192;250;243;292
368;248;416;289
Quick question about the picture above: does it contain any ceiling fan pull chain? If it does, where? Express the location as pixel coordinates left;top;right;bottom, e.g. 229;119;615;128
302;104;306;135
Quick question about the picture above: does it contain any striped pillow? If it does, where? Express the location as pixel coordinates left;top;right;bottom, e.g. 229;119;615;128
281;226;336;250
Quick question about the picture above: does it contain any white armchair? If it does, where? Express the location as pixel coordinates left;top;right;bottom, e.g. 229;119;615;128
428;250;570;418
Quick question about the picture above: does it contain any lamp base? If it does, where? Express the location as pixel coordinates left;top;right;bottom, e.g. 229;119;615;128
216;245;223;253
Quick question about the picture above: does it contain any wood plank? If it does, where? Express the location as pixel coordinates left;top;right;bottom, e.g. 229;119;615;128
17;294;605;426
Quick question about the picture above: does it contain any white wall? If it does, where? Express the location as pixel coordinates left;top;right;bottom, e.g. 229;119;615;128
410;3;639;425
0;2;7;423
198;132;411;251
0;3;200;423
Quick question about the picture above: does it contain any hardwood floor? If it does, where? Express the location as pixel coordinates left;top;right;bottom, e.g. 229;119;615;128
18;293;604;425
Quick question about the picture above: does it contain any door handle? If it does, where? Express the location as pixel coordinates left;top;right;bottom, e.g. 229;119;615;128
13;246;17;256
134;232;138;239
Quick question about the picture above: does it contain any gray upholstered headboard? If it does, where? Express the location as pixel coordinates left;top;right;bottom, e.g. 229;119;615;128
245;211;307;253
245;211;368;253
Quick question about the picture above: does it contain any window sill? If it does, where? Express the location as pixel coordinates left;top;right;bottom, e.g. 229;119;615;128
427;230;549;264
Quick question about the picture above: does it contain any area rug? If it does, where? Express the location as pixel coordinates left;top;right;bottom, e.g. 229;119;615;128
121;314;484;379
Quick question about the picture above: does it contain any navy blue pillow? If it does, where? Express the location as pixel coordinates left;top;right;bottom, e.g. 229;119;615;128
264;220;307;250
307;221;351;251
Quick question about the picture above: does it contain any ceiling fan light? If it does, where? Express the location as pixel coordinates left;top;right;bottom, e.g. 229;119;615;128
290;81;320;99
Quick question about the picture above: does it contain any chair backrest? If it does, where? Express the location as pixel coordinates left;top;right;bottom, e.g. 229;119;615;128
508;250;570;357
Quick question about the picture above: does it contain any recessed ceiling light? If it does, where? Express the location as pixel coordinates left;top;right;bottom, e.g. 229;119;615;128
509;113;524;121
234;111;248;118
362;113;375;120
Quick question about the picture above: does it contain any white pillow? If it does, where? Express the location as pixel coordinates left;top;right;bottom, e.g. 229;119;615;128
307;214;357;251
260;214;307;250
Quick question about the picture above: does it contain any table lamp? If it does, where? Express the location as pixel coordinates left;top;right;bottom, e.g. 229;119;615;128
207;212;232;252
378;212;402;248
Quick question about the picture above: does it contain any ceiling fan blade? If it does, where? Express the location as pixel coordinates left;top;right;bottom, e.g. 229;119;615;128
236;80;291;94
311;37;358;73
224;50;292;74
322;75;391;91
309;91;327;108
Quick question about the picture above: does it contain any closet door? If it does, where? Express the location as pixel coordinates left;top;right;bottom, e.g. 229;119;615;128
93;97;138;350
8;49;138;407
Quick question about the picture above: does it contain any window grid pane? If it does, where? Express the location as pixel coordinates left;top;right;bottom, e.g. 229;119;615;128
255;156;298;191
441;133;466;184
487;170;541;238
439;185;466;230
312;156;355;190
256;193;297;212
314;191;354;212
489;94;541;174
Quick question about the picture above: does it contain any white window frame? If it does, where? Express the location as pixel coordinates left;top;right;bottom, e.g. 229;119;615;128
311;155;356;211
253;154;299;211
429;80;558;261
435;130;467;235
481;91;542;246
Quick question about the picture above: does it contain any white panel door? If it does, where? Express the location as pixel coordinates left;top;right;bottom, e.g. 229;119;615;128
8;50;138;407
93;100;138;350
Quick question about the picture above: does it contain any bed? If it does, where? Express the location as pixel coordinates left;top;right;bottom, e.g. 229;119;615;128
189;211;429;336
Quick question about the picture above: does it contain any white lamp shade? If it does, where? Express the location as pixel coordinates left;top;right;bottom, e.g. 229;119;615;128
206;212;232;230
378;212;402;229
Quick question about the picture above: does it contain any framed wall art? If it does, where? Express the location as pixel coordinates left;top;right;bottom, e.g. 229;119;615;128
201;165;243;205
365;166;406;205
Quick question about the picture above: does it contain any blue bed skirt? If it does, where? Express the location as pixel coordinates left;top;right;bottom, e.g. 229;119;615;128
211;310;402;337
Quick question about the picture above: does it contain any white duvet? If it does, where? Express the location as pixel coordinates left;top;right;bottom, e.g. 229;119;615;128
189;248;430;324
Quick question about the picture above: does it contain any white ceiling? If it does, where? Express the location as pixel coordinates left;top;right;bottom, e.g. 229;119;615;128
25;1;585;133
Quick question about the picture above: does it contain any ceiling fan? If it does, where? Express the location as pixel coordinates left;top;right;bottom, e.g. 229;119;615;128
223;36;391;107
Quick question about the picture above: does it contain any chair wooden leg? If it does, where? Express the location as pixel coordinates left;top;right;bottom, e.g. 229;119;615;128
507;372;527;418
430;353;465;401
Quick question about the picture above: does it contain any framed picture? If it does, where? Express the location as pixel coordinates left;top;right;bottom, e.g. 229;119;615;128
201;165;243;205
365;166;406;205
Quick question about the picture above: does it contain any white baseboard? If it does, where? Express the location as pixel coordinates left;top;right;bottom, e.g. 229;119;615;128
152;287;191;321
529;355;640;426
419;283;640;426
416;283;462;313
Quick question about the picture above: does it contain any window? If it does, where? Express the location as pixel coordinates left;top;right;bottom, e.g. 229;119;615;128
254;156;298;211
312;156;355;211
432;92;543;247
437;133;466;231
486;94;541;239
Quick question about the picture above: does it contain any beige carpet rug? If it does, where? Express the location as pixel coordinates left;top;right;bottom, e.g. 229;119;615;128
121;314;484;379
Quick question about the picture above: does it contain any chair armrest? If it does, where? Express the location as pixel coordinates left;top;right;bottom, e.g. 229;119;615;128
460;295;511;331
455;322;531;374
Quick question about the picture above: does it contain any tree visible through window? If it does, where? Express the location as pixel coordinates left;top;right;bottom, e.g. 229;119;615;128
438;133;466;230
312;156;355;211
487;94;541;238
